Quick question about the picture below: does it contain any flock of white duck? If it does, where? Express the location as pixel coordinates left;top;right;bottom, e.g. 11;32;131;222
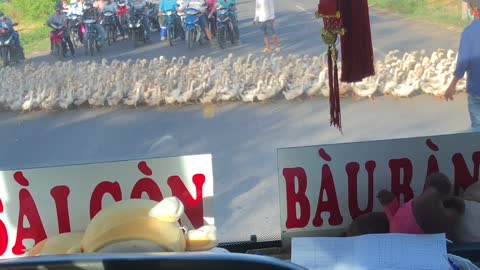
0;48;467;111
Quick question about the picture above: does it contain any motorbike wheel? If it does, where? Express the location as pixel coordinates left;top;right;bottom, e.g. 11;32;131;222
106;26;112;46
149;21;156;32
197;26;204;45
168;25;174;46
232;21;240;45
71;30;79;48
1;47;9;67
89;37;95;56
112;26;117;43
186;29;194;50
217;28;226;49
133;30;139;48
228;25;235;45
54;42;63;60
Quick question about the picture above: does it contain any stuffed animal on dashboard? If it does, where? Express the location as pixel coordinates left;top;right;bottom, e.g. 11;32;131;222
449;180;480;243
377;172;465;235
27;197;218;255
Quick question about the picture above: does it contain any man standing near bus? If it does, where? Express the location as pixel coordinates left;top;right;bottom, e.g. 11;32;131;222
445;0;480;132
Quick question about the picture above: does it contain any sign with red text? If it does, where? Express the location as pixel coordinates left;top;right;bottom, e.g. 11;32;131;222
0;154;214;258
277;132;480;241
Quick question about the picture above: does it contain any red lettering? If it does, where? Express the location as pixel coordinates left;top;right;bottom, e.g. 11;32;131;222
426;155;439;178
426;139;440;178
50;186;71;233
130;161;163;201
0;198;8;256
346;161;375;219
283;167;310;229
138;161;153;176
452;152;480;195
168;174;206;229
318;148;332;162
12;189;47;255
90;181;122;219
389;158;414;203
313;165;343;227
130;179;163;201
13;171;29;186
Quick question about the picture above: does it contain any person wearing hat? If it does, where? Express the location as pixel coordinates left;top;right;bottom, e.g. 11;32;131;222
47;4;76;57
0;11;26;60
445;0;480;131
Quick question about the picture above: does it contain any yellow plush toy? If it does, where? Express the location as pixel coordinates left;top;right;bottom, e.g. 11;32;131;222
28;197;218;255
26;232;85;256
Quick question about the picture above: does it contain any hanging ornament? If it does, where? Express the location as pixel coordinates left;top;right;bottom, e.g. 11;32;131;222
315;0;346;132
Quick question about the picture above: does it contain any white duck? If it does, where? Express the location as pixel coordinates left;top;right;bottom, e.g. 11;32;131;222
123;81;144;107
22;90;35;111
241;80;263;103
390;69;420;98
59;88;74;110
352;76;378;100
306;67;327;97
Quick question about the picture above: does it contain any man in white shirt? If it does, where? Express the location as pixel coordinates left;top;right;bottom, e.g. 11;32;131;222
253;0;279;53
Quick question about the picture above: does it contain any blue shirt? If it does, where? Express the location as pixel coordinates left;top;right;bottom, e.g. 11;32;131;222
454;19;480;96
160;0;177;12
215;0;235;8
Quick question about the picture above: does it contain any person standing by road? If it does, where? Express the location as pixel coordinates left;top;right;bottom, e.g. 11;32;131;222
445;0;480;132
253;0;279;53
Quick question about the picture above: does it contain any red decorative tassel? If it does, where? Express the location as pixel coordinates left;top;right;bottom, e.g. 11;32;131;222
332;51;341;132
317;0;345;132
317;0;374;132
327;46;341;132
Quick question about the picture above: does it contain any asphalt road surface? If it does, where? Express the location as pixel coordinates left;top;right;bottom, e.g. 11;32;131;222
1;1;472;245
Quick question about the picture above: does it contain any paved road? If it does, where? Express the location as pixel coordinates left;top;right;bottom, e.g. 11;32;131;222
2;2;471;244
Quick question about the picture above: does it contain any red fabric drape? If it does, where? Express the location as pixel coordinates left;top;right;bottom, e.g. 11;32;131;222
317;0;375;132
340;0;375;83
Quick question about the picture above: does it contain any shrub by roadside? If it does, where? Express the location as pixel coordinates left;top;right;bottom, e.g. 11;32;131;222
369;0;470;30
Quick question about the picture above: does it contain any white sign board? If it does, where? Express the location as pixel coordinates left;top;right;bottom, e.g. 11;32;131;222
0;154;214;258
277;132;480;242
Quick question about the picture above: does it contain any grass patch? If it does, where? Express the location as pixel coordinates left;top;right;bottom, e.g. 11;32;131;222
369;0;470;30
1;0;54;56
19;26;51;56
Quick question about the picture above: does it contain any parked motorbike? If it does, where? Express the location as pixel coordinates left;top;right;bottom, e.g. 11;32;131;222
0;23;17;67
84;19;101;56
216;5;239;49
118;0;129;37
128;10;147;48
48;23;67;60
164;9;181;46
146;2;160;32
183;8;204;50
67;13;85;47
101;11;118;46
